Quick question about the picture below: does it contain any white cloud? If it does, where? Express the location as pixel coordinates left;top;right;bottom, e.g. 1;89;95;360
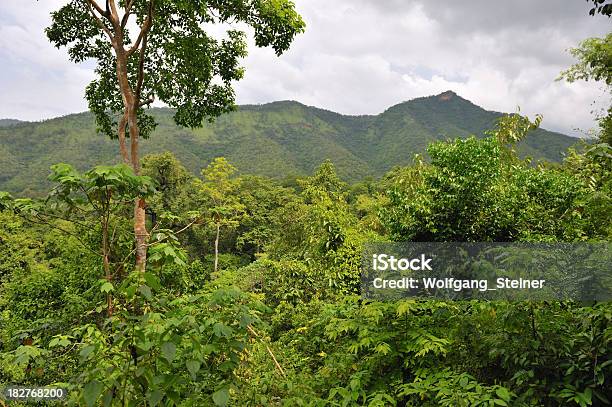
0;0;609;136
0;0;95;120
234;0;611;137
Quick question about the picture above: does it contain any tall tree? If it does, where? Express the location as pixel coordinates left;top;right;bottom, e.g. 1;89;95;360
200;157;244;273
45;0;305;272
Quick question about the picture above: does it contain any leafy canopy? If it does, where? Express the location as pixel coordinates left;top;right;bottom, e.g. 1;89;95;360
45;0;305;138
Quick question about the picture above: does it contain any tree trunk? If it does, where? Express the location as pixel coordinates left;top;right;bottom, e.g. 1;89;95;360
127;105;148;273
113;38;148;273
102;212;113;317
214;223;220;273
134;197;148;272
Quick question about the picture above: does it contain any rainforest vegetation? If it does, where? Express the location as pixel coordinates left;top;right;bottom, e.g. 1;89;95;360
0;0;611;406
1;112;610;405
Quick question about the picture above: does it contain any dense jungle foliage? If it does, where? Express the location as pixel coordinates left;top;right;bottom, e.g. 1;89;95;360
1;112;611;406
1;0;610;404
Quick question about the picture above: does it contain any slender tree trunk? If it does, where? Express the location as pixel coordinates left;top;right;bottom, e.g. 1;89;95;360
102;211;113;317
103;253;113;316
134;197;148;272
113;38;148;273
117;112;130;165
214;223;220;273
128;102;147;273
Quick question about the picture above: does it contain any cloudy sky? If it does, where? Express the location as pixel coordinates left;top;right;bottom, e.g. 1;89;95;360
0;0;609;136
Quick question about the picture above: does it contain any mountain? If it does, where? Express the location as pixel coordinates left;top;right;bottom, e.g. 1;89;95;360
0;91;579;195
0;119;25;128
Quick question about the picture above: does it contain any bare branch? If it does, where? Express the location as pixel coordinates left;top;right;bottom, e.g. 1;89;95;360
126;1;154;57
121;0;135;28
109;218;119;246
26;214;103;257
145;217;201;248
134;2;154;105
138;97;155;107
36;210;91;230
84;0;114;40
247;325;286;377
108;0;120;24
87;0;106;16
116;248;137;272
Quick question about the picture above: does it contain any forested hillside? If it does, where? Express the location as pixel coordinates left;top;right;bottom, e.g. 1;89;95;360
1;0;610;405
2;115;610;405
0;91;578;195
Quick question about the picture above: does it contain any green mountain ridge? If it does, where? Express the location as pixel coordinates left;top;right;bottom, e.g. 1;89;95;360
0;119;24;128
0;91;579;195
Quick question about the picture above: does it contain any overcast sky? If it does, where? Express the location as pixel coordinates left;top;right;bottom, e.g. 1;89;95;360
0;1;609;136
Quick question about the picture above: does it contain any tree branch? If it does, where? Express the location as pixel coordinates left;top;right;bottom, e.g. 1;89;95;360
121;0;135;28
87;0;106;16
133;1;153;106
139;97;155;107
115;247;137;276
126;1;154;57
247;325;286;377
84;0;114;40
108;0;120;25
145;216;201;248
25;214;102;258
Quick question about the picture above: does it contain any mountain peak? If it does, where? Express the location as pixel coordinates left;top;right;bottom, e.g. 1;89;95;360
0;95;576;195
437;90;457;101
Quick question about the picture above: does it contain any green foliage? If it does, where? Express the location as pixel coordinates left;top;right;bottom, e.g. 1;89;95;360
560;32;612;144
381;117;594;242
44;279;264;406
199;157;245;228
561;33;612;86
141;151;191;216
157;259;210;294
1;111;611;406
48;162;156;204
0;222;102;385
238;258;322;306
235;175;299;255
269;161;378;295
46;0;305;139
0;96;580;196
398;370;514;406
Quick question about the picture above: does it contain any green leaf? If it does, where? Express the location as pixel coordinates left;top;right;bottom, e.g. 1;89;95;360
100;281;114;293
212;387;230;406
83;380;104;407
148;389;163;406
79;345;96;360
495;387;510;401
103;389;113;407
139;284;152;300
213;322;233;338
160;341;176;362
186;360;201;378
397;301;415;316
143;272;161;290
